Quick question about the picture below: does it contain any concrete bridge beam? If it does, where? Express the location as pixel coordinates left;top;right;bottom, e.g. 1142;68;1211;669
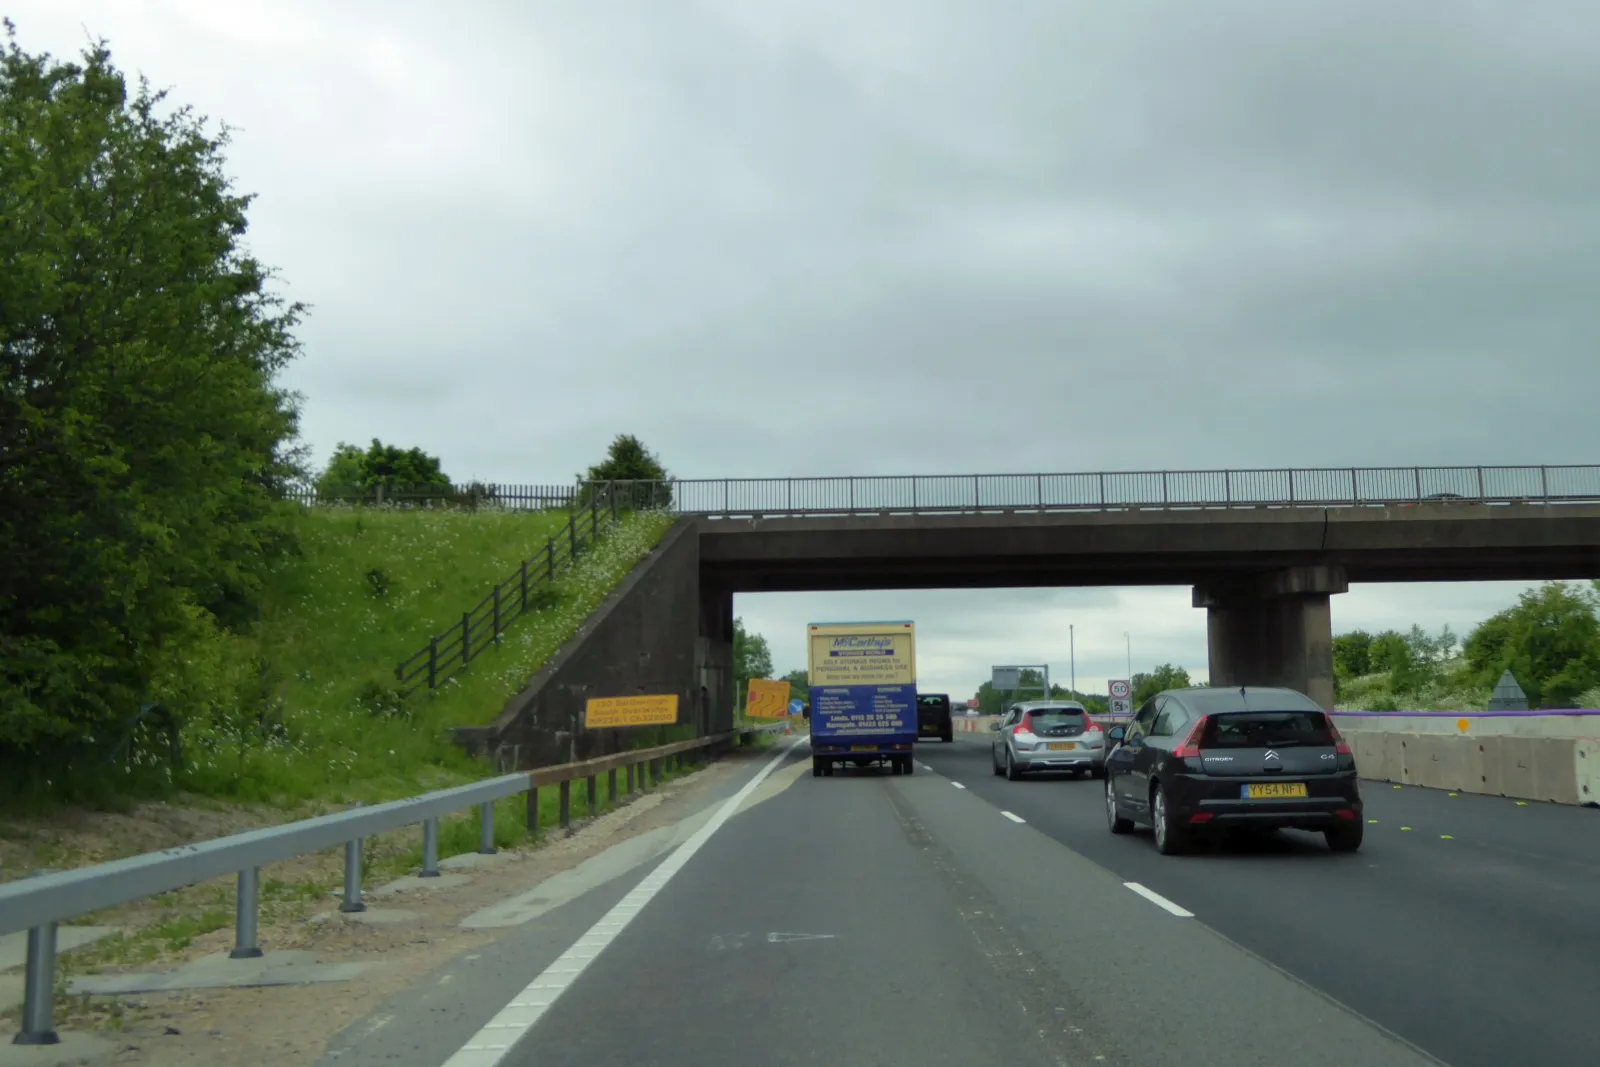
1193;565;1349;709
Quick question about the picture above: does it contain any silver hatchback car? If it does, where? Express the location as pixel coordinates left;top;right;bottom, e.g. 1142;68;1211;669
991;701;1106;779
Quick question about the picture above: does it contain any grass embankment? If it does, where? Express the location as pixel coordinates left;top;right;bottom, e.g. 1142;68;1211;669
0;506;686;962
1335;658;1490;711
196;504;679;808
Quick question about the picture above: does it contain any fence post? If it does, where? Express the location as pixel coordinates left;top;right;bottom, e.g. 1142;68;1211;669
420;818;440;877
559;781;571;831
1350;468;1358;504
1224;470;1231;506
460;612;471;670
229;867;263;959
1099;471;1106;508
1287;469;1295;505
526;787;539;840
428;636;439;690
1476;466;1485;501
626;762;636;794
1162;471;1169;505
1413;467;1421;500
14;923;59;1045
341;839;365;913
520;560;528;613
492;585;502;639
478;802;497;855
608;768;617;804
586;774;597;814
1540;465;1549;501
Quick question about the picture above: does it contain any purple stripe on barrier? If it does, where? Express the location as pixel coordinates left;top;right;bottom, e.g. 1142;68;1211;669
1330;709;1600;717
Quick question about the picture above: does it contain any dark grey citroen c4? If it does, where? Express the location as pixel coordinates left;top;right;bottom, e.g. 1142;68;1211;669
1103;686;1363;855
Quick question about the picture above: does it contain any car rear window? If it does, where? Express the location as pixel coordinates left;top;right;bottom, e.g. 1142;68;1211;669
1025;710;1085;730
1200;711;1333;748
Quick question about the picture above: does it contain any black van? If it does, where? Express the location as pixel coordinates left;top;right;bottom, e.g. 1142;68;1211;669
916;693;954;743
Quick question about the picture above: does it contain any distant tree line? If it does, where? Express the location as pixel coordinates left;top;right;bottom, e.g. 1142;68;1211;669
1334;581;1600;708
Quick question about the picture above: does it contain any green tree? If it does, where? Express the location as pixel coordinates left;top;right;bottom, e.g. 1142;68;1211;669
1332;630;1373;679
732;617;773;710
313;439;452;500
1464;582;1600;707
0;27;303;769
782;668;809;708
1369;631;1410;673
579;433;671;509
1132;664;1191;705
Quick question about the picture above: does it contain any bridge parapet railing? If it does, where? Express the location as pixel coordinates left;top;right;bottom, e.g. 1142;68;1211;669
589;464;1600;517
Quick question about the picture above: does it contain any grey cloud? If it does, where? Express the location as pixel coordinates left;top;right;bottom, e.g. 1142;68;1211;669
11;0;1593;697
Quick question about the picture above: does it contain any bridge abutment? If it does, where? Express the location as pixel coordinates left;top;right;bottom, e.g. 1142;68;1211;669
1193;565;1348;709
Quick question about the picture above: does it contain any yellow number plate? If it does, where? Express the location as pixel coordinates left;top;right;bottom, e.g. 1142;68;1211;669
1245;782;1308;799
850;745;878;752
1046;742;1076;751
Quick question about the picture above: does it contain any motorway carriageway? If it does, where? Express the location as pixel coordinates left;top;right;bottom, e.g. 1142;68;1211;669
321;734;1599;1067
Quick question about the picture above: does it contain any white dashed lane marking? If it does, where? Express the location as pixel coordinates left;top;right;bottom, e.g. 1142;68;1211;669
1001;811;1025;824
1124;882;1194;917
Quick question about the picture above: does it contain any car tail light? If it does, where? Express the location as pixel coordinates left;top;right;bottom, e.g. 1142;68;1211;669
1335;808;1357;821
1188;811;1214;824
1327;718;1353;756
1081;714;1101;734
1011;714;1035;739
1172;715;1209;758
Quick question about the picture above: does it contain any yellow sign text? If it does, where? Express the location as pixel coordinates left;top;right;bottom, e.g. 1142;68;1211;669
584;694;679;729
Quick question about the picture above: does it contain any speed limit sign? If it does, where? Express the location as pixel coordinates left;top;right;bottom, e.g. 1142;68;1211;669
1108;679;1132;717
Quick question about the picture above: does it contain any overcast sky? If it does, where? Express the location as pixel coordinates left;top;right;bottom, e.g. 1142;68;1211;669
12;2;1597;699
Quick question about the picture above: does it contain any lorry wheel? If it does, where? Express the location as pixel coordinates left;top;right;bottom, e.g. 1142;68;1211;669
812;756;823;777
903;757;914;775
822;760;834;777
942;731;953;743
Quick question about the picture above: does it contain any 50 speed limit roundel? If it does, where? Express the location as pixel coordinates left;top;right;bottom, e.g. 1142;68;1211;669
1109;680;1131;699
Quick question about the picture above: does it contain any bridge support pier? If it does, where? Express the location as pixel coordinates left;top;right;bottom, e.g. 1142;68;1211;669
1194;565;1347;710
698;586;735;735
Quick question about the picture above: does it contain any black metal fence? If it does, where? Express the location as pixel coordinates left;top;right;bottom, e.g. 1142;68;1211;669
285;483;577;510
394;485;627;697
593;464;1600;516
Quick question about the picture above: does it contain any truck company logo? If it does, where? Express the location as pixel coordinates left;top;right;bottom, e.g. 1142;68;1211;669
830;636;894;650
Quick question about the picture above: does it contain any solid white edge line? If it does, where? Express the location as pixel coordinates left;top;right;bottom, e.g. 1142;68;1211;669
1001;810;1025;823
1123;881;1194;918
442;736;809;1067
950;781;966;790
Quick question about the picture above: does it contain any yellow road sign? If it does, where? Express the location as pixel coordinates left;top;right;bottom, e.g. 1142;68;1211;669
745;678;791;718
584;694;679;729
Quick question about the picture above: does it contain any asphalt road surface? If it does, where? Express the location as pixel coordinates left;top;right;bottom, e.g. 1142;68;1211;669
323;735;1597;1067
917;733;1600;1067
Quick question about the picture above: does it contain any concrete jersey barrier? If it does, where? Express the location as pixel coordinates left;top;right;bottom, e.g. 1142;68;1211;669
956;711;1598;807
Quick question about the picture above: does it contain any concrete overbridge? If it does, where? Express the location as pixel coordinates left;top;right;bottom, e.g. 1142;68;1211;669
458;465;1600;767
